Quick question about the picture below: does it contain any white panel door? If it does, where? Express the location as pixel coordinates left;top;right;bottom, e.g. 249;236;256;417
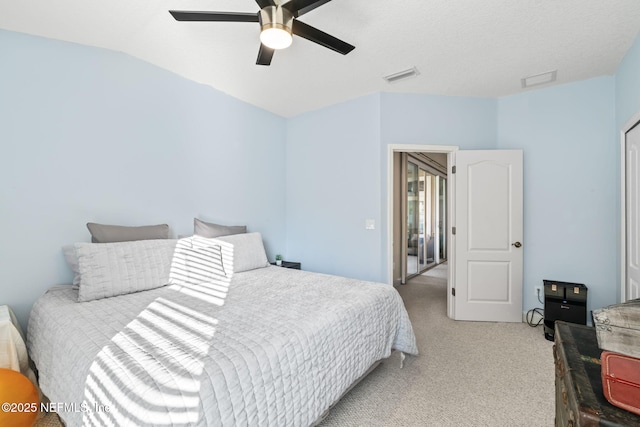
626;124;640;300
454;150;523;322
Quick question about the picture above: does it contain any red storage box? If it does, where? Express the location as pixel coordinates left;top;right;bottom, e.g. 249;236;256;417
601;351;640;416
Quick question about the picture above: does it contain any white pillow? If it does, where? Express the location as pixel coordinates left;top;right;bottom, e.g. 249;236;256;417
62;245;82;287
70;240;177;302
168;237;229;287
202;232;270;273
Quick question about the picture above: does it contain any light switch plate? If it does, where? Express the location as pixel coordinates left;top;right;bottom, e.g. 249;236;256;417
365;219;375;230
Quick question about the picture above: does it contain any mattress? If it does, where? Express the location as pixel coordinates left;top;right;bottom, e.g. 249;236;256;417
27;266;418;426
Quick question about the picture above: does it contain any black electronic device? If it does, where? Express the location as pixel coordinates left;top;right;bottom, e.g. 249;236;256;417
543;280;588;341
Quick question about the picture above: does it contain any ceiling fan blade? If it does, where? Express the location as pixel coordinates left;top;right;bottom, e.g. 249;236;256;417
255;0;276;8
283;0;333;17
256;44;275;66
169;11;259;22
292;20;355;55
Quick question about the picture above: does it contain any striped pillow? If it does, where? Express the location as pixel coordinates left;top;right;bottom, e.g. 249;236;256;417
169;237;230;287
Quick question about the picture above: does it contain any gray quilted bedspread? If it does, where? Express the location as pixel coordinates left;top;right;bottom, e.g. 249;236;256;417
27;266;418;426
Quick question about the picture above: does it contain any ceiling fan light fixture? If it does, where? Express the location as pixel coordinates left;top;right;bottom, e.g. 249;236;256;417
170;1;355;66
260;27;292;50
259;5;293;50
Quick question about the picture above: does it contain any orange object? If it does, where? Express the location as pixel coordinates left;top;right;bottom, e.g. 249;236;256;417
0;368;39;427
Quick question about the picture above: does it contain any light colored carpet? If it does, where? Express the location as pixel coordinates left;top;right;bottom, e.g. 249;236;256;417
35;263;555;426
422;262;449;279
34;411;63;427
319;265;555;426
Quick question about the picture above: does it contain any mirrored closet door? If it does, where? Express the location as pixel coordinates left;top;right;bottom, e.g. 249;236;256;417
402;154;447;282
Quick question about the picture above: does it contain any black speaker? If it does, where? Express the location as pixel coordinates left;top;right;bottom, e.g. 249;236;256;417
543;280;588;341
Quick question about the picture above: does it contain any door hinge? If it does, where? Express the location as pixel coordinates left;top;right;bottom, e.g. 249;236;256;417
452;165;456;174
452;226;456;235
452;288;456;296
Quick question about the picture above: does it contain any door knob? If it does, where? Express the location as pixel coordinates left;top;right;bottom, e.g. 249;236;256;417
512;241;522;248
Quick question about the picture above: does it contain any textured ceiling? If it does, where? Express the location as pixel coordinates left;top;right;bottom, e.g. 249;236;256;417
1;0;640;117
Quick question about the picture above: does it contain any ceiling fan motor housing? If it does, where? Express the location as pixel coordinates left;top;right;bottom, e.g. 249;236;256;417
259;5;294;39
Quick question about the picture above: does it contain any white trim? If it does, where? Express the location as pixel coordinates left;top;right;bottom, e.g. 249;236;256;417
448;150;456;319
621;111;640;303
622;126;626;303
386;144;459;318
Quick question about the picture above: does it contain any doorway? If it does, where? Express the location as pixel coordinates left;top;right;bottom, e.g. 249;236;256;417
403;153;448;280
388;144;457;318
388;144;524;322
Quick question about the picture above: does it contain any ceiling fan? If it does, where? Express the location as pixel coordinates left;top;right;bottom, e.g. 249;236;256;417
169;0;355;66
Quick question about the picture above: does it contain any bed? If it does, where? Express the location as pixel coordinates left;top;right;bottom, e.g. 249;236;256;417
27;234;418;426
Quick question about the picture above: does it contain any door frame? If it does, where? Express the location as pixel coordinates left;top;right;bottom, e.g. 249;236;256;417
387;144;458;318
620;111;640;302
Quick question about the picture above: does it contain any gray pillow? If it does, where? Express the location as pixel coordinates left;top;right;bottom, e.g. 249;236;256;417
193;218;246;238
87;223;170;243
71;239;177;302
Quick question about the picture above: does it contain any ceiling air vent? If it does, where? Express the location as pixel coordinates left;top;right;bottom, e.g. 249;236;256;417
521;70;557;88
384;67;420;84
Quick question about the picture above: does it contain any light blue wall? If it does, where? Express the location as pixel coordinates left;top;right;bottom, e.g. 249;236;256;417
378;93;498;281
497;77;617;314
286;82;621;319
379;92;498;147
0;30;287;329
616;33;640;130
3;27;639;330
285;94;382;281
284;93;498;284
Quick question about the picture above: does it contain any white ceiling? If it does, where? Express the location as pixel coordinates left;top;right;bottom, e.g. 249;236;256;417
2;0;640;117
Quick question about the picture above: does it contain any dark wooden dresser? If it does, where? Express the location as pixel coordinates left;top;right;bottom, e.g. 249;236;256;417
554;321;640;426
